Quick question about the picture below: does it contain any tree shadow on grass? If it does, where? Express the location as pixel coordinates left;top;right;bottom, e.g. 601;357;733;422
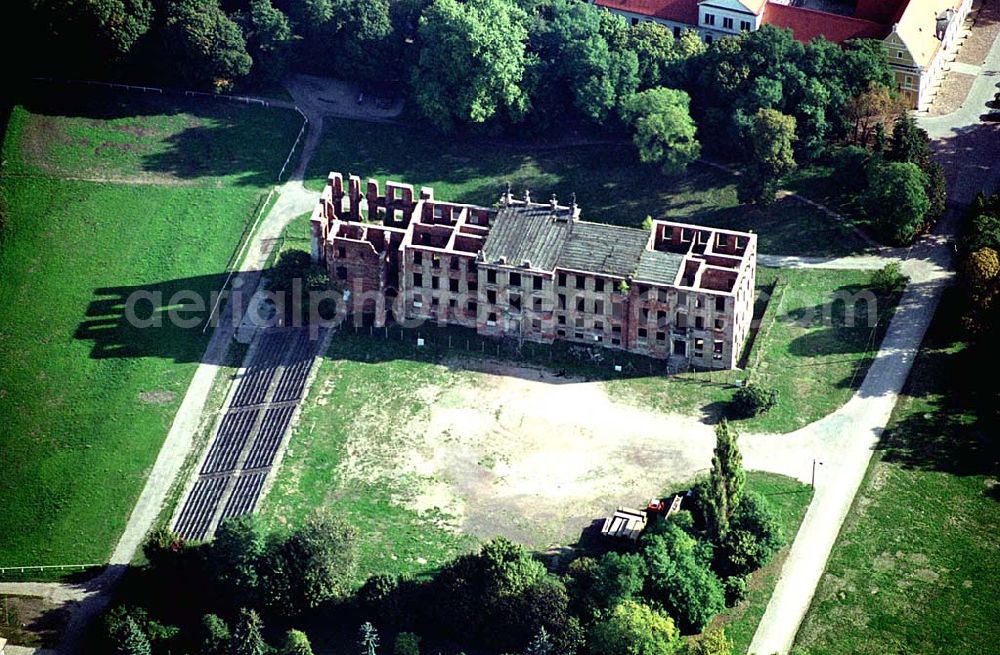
14;83;301;186
871;290;1000;480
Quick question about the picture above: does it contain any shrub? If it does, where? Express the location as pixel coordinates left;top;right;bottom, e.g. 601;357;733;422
731;383;778;418
717;492;785;576
684;629;736;655
829;145;871;197
280;629;314;655
870;261;907;294
722;574;750;606
587;599;682;655
393;632;421;655
565;552;645;620
199;615;229;655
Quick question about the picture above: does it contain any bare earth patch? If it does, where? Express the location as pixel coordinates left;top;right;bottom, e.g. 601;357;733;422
138;390;177;405
0;595;69;648
334;360;717;549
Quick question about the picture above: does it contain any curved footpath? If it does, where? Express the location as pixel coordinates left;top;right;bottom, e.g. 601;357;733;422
748;25;1000;654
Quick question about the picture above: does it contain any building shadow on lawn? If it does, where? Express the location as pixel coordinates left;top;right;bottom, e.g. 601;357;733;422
325;320;678;384
74;271;242;365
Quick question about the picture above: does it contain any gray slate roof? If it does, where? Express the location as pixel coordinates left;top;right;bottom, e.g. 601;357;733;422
481;205;683;286
557;222;647;277
481;205;573;271
635;250;684;286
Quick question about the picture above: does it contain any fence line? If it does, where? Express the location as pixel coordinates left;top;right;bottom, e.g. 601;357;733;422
31;76;275;107
0;563;102;575
277;108;309;183
28;76;314;333
203;187;277;333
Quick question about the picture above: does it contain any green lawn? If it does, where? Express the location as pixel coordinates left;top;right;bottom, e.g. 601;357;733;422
793;297;1000;655
0;89;302;569
306;118;871;257
711;473;813;654
3;86;302;186
259;351;478;584
609;267;900;433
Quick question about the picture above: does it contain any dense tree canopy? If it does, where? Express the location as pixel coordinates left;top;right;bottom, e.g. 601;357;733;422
622;87;701;175
259;512;358;614
587;599;682;655
162;0;252;91
411;0;531;130
237;0;292;84
738;108;797;206
862;161;930;245
642;523;726;633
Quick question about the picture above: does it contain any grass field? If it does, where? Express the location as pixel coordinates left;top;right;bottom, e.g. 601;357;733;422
793;298;1000;655
259;351;478;584
305;118;872;257
610;267;900;433
3;87;302;186
0;88;301;568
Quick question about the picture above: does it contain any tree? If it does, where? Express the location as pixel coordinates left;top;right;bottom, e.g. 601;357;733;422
887;113;946;225
627;21;689;89
830;145;871;197
237;0;292;84
393;632;421;655
845;82;903;147
701;420;745;539
108;614;152;655
199;614;229;655
82;0;155;60
738;108;797;206
524;627;553;655
358;622;380;655
566;552;645;620
587;599;682;655
642;523;726;633
622;87;700;176
731;383;777;418
230;608;267;655
211;515;266;608
862;161;930;245
717;492;785;577
280;629;315;655
260;512;358;614
888;113;931;166
322;0;394;81
961;247;1000;334
962;248;1000;302
162;0;252;91
284;0;332;35
563;13;638;124
683;629;735;655
411;0;531;130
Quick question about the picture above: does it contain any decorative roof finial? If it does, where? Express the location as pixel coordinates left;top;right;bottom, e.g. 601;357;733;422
570;192;577;210
501;180;513;206
524;188;531;204
550;193;558;210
